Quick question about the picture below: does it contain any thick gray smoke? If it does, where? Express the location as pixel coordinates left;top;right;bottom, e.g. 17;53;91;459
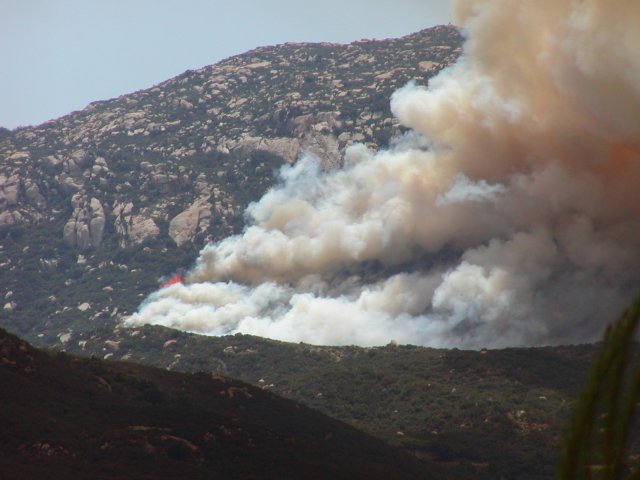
127;0;640;348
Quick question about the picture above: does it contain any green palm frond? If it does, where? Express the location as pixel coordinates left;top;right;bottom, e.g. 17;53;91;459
558;293;640;479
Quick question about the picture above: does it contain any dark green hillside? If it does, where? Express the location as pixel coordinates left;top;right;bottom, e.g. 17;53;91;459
65;324;598;479
0;328;447;480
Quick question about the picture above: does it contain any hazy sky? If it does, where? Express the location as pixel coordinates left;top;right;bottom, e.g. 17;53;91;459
1;0;452;129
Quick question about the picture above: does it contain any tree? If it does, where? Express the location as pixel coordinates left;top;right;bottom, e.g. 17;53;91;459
558;293;640;479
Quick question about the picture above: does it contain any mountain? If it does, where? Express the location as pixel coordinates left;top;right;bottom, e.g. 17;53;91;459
0;25;462;346
0;23;609;479
63;323;598;479
0;327;446;479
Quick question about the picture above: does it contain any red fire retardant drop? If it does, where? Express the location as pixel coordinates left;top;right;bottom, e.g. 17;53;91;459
161;274;184;288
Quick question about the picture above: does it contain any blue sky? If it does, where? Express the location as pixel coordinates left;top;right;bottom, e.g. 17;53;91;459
1;0;452;129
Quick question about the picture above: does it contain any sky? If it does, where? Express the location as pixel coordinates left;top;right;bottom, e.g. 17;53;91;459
1;0;452;130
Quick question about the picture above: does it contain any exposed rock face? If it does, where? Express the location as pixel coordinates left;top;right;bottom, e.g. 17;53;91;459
113;202;160;248
302;134;341;169
228;136;302;164
0;25;461;242
169;197;212;247
23;180;45;205
0;210;23;229
63;194;106;248
64;149;90;176
226;111;343;169
0;174;21;208
126;216;159;246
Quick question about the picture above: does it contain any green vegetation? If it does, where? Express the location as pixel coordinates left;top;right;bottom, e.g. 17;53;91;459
65;325;597;479
0;216;201;342
0;328;439;479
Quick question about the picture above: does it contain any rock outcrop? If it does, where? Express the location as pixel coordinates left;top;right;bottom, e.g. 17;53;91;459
63;194;106;248
0;174;21;208
169;197;212;247
113;202;160;248
0;25;461;243
227;136;302;164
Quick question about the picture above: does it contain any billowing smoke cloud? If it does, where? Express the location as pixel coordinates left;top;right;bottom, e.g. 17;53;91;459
127;0;640;348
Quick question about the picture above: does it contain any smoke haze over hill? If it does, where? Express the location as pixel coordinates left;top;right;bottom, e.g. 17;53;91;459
129;0;640;348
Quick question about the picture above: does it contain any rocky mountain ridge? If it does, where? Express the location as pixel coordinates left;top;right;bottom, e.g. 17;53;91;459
0;25;460;246
0;25;462;344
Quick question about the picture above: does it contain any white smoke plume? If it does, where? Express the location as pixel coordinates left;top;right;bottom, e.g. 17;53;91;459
127;0;640;348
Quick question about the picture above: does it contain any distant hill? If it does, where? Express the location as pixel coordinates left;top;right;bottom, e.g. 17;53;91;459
0;327;445;479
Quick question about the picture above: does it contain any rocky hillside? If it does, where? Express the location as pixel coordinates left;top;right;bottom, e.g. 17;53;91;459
0;25;462;344
0;327;446;479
